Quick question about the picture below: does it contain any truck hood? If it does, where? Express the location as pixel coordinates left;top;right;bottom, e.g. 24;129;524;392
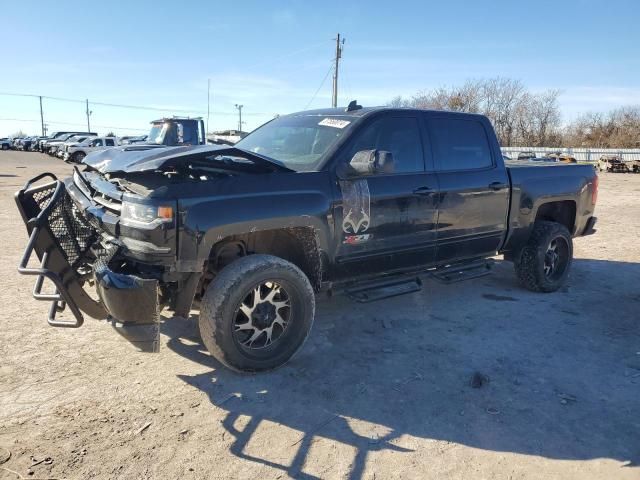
82;144;293;174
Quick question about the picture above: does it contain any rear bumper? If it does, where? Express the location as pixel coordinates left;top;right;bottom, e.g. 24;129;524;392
15;173;160;351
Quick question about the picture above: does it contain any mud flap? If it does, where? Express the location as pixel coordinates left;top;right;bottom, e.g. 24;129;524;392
94;267;160;353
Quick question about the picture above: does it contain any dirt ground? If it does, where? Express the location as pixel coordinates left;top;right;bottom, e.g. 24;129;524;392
0;151;639;480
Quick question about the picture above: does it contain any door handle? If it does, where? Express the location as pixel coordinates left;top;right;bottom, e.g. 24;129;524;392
412;186;434;196
488;182;508;191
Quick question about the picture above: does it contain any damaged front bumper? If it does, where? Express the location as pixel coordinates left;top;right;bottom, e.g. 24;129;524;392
15;173;161;352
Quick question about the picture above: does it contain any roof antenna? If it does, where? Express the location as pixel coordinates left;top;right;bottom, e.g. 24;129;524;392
345;100;362;112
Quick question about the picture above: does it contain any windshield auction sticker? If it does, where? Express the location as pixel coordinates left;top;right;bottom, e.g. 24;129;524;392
319;118;351;129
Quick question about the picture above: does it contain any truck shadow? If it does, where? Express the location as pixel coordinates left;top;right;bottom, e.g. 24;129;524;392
165;258;640;479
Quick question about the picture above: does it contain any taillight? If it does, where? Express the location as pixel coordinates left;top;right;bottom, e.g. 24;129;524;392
591;175;598;205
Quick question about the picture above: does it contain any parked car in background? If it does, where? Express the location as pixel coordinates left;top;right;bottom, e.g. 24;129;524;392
30;136;47;151
208;129;249;145
37;132;76;152
65;136;118;163
517;151;536;161
598;155;628;172
1;137;11;150
546;153;578;164
41;132;97;154
629;159;640;173
45;134;77;156
47;133;98;156
56;135;95;158
11;137;26;149
18;137;33;151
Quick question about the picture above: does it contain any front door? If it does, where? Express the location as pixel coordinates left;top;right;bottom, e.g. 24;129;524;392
331;113;439;279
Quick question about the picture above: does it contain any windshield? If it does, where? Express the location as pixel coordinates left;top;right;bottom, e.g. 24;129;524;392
148;123;168;144
236;115;355;171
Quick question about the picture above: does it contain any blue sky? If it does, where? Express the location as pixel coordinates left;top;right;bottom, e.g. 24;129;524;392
1;0;639;137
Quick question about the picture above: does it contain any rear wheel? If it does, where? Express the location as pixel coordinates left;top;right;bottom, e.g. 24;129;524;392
199;254;315;372
514;221;573;292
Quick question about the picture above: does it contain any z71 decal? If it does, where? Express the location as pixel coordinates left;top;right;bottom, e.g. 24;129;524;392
343;234;372;245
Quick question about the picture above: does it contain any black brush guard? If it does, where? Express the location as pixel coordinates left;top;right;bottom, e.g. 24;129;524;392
15;173;108;327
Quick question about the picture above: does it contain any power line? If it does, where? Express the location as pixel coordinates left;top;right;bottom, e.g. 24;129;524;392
304;62;334;110
0;92;270;116
0;116;148;132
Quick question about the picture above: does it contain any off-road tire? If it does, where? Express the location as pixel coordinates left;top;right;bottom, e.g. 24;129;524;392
514;221;573;293
199;254;315;372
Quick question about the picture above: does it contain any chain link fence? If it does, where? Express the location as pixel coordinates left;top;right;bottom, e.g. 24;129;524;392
501;147;640;163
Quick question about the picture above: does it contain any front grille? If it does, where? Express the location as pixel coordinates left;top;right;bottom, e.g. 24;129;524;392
73;171;122;214
30;185;98;268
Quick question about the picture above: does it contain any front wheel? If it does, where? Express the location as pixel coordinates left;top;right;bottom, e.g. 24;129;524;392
199;254;315;372
73;151;86;163
514;221;573;292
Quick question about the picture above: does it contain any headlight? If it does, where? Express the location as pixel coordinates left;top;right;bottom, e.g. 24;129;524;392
121;201;174;226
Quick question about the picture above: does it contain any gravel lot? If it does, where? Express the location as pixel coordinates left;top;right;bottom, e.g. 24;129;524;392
1;151;639;480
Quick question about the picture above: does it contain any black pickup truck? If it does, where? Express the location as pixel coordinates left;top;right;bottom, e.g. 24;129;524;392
16;105;598;371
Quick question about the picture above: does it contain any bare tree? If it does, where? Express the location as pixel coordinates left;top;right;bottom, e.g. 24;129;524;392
387;78;638;147
387;96;411;108
564;107;640;148
388;77;560;146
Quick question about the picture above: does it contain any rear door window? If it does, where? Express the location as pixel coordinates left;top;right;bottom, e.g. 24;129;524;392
428;118;493;171
105;138;115;146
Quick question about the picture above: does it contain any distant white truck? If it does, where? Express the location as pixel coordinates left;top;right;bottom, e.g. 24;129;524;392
64;136;119;163
56;135;95;159
207;129;248;145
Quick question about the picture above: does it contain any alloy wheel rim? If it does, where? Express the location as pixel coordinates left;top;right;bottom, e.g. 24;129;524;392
233;281;291;350
543;236;568;279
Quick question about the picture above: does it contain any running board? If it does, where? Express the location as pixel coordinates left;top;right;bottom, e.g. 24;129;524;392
430;259;493;284
346;276;422;303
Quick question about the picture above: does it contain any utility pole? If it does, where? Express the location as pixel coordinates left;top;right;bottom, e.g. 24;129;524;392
207;78;211;135
85;99;92;132
235;104;243;132
39;96;45;136
331;33;345;108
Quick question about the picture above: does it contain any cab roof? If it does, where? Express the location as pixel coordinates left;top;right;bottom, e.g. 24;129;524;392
286;106;488;120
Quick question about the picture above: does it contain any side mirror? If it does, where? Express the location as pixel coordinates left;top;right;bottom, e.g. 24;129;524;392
336;149;395;178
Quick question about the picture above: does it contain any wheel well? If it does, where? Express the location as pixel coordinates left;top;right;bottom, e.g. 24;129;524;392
199;227;323;298
535;201;576;233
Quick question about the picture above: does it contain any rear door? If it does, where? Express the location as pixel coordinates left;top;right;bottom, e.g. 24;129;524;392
424;113;510;262
331;112;439;278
